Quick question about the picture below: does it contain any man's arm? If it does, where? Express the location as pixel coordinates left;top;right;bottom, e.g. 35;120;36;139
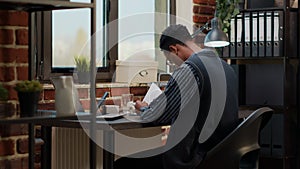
139;64;200;125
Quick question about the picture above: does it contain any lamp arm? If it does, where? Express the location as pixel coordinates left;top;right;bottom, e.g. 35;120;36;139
191;22;210;39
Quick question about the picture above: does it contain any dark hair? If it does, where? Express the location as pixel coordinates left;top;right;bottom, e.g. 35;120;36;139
159;24;192;52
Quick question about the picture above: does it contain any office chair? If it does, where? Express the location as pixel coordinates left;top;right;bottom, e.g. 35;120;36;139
195;107;273;169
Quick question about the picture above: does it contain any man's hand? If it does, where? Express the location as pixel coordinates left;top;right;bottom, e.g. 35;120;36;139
135;100;149;111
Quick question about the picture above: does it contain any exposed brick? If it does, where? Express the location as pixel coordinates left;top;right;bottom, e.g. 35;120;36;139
80;99;90;110
15;50;29;63
96;88;110;98
193;5;200;13
105;99;114;105
77;88;89;99
43;89;55;100
0;159;10;169
0;124;28;137
17;138;28;154
16;29;28;45
105;97;122;106
0;139;15;156
193;0;212;5
208;0;216;6
0;47;28;63
21;157;28;169
16;66;29;81
0;11;28;26
0;103;16;118
130;87;148;96
37;102;55;110
35;153;41;164
0;29;14;45
110;87;130;97
0;67;15;82
17;138;43;154
193;15;210;24
5;84;18;100
0;48;15;63
193;5;215;15
193;0;216;6
0;157;29;169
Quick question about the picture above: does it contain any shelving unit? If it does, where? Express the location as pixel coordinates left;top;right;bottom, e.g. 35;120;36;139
0;1;97;169
0;0;94;11
221;2;299;169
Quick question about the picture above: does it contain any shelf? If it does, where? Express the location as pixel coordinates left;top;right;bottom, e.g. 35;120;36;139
0;110;89;124
222;57;285;65
222;57;300;59
240;7;285;12
0;0;94;11
240;7;298;12
223;58;300;65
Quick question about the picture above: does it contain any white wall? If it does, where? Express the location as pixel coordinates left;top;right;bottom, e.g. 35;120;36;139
176;0;193;33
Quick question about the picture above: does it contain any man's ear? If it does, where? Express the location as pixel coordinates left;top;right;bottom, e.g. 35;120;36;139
169;45;177;53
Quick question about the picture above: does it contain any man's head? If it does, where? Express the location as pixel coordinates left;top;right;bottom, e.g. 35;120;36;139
159;24;196;65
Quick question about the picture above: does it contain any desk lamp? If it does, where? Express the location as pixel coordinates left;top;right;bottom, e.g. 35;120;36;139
191;15;230;47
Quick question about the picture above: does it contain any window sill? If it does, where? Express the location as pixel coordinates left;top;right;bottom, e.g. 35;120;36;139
43;82;150;89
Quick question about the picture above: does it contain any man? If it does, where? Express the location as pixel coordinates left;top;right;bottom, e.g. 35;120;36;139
114;24;240;169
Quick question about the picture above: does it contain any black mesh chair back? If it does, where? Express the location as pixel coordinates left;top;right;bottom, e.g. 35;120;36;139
196;107;273;169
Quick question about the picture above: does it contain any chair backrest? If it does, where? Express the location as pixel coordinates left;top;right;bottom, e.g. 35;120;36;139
196;107;273;169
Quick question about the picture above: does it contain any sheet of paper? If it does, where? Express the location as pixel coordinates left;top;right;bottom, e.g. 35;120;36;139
143;83;162;104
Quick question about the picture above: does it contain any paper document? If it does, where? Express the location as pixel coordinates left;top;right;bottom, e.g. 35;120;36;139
143;83;163;104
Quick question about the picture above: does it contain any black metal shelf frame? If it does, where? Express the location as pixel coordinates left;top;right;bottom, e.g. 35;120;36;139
220;3;299;169
0;0;94;11
0;1;97;169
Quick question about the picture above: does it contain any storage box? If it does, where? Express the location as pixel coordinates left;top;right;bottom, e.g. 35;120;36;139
115;60;158;83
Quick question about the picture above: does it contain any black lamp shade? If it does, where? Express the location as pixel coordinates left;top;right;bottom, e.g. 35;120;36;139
204;17;229;47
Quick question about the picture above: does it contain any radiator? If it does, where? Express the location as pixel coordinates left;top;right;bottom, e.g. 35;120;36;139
52;127;163;169
52;128;103;169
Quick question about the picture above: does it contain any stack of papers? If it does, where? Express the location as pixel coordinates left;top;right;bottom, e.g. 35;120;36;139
143;83;163;104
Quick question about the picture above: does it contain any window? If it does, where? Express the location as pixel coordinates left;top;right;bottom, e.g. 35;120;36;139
52;8;91;69
118;0;155;61
36;0;175;82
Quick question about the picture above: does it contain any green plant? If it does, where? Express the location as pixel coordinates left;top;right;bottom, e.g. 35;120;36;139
14;80;43;92
0;84;8;101
216;0;240;33
74;55;90;72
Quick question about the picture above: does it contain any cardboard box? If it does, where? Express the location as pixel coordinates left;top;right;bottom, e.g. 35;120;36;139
115;60;158;83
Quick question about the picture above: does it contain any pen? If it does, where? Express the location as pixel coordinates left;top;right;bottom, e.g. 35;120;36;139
97;91;109;109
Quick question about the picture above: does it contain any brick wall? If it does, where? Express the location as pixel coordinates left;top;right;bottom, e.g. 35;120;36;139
0;10;36;169
193;0;216;44
0;10;29;116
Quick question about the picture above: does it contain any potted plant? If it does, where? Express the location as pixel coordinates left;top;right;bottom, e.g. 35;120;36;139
74;55;90;84
0;84;9;116
0;84;8;101
216;0;240;33
14;80;43;117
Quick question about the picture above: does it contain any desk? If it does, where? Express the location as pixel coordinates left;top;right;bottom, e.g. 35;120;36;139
0;111;152;169
0;111;142;169
0;109;251;169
